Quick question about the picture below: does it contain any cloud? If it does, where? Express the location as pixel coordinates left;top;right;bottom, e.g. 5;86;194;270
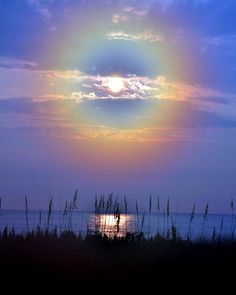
81;75;156;100
46;70;84;83
24;0;52;19
192;96;230;105
1;0;235;91
106;31;163;42
123;6;148;16
71;92;97;101
0;0;236;145
45;70;236;118
202;35;236;51
0;67;60;99
38;94;67;101
111;5;148;24
1;66;236;120
112;14;129;24
1;93;236;145
1;96;236;130
0;56;38;69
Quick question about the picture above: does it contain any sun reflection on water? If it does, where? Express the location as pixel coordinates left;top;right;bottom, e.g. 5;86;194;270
90;214;135;237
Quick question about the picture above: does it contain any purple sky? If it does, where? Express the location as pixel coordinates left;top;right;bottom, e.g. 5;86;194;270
0;0;236;213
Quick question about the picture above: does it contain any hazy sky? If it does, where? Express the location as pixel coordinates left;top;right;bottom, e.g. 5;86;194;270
0;0;236;212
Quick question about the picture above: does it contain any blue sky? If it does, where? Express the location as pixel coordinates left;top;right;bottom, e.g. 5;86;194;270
0;0;236;212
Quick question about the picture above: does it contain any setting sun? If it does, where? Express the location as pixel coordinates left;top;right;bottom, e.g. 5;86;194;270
107;77;124;93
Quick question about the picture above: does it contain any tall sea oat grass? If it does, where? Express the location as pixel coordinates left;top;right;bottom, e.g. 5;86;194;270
230;198;235;239
136;201;139;232
148;195;152;238
166;198;170;239
187;204;196;241
156;196;160;234
24;195;29;231
201;202;209;239
124;195;128;233
47;197;53;228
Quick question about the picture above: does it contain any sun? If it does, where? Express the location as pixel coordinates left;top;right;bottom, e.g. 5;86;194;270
107;77;124;93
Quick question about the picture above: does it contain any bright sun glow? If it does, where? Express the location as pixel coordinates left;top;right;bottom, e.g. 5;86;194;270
107;77;124;93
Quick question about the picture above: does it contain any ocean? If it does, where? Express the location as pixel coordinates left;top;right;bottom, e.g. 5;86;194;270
0;210;233;240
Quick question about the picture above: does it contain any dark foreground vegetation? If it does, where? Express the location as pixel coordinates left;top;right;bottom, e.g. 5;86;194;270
0;229;236;290
1;192;236;290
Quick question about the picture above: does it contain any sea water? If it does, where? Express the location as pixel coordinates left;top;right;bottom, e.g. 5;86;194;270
0;210;233;240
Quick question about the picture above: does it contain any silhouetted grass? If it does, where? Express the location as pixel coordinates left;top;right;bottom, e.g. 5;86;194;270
1;192;236;241
187;204;196;241
0;226;235;290
201;202;209;238
156;195;160;233
24;195;29;231
0;192;236;289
